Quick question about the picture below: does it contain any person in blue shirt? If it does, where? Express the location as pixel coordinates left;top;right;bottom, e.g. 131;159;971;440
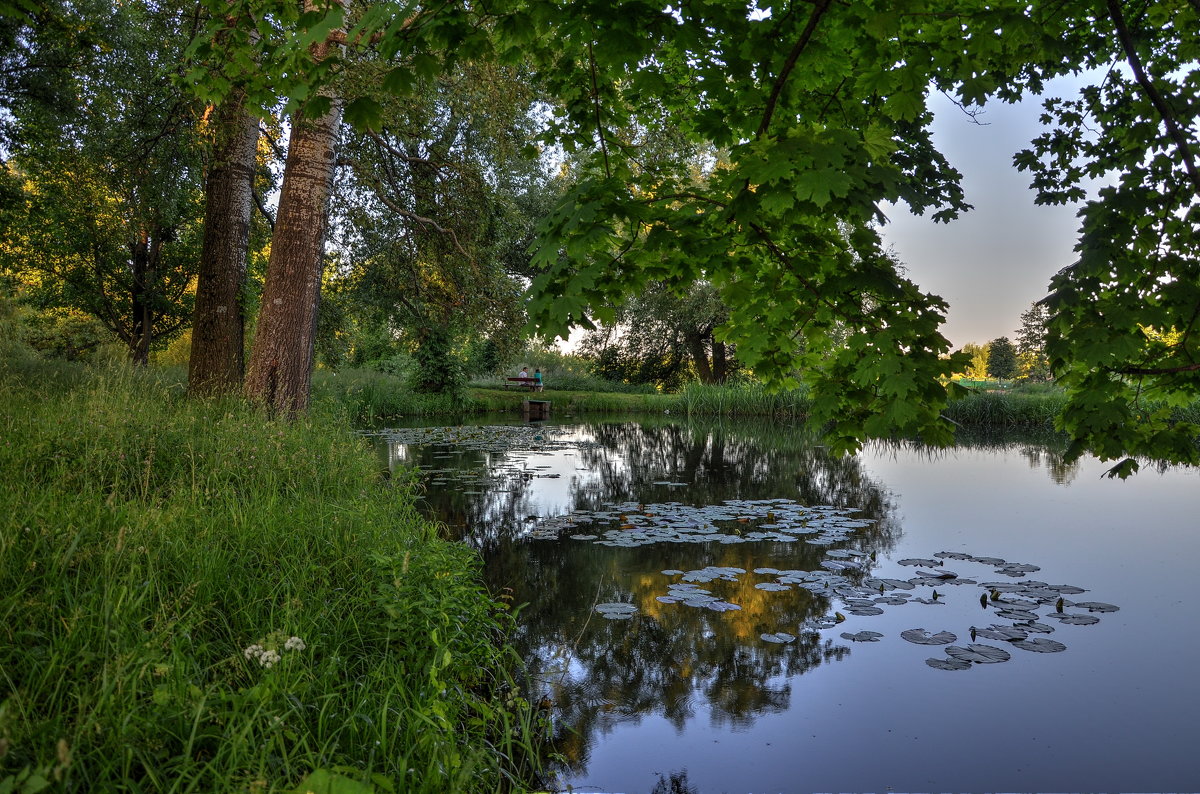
533;369;543;391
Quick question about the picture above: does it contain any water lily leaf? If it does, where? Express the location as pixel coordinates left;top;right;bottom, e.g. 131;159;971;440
841;631;884;642
971;556;1006;565
661;569;684;576
926;657;972;670
915;569;959;579
1021;622;1056;634
994;607;1041;622
898;558;942;567
755;582;791;591
843;605;884;616
1011;637;1067;653
934;551;974;560
1048;613;1100;625
1073;601;1119;613
901;628;957;645
945;644;1011;664
754;567;781;574
970;626;1028;641
594;603;637;618
761;632;796;643
706;601;742;612
570;534;598;540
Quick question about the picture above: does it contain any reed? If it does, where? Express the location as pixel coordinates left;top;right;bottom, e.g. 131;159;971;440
0;360;542;793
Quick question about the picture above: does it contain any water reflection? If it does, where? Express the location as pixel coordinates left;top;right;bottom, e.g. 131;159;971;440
374;417;1198;791
380;417;908;781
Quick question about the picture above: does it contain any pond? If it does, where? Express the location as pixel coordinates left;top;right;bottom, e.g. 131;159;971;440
374;415;1200;793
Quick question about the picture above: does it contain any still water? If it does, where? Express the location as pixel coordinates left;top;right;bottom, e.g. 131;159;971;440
377;416;1199;793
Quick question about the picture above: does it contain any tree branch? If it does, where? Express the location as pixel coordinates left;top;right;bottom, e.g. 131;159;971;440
587;40;611;178
252;190;275;230
757;0;833;138
1106;0;1200;194
340;156;470;258
367;129;443;169
1117;362;1200;375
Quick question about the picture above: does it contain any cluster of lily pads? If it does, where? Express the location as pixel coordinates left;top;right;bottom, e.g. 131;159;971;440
531;498;874;545
378;425;586;492
591;547;1119;672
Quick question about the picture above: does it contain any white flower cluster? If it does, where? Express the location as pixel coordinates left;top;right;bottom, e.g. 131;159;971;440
242;635;306;668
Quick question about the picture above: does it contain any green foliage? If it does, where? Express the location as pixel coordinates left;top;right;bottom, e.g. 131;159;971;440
1;0;204;364
578;281;739;390
1015;302;1051;382
0;360;540;792
957;343;990;380
986;336;1019;380
409;325;467;395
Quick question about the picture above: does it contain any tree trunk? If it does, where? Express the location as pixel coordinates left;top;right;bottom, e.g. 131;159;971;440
712;340;728;383
189;94;259;396
129;231;152;366
244;100;342;415
686;331;714;384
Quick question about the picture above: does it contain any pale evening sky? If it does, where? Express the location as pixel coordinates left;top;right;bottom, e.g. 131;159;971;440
880;77;1095;350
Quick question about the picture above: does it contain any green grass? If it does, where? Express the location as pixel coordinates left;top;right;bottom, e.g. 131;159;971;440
0;359;542;793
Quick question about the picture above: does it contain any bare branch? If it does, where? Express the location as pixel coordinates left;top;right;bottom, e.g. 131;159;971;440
253;190;275;230
340;156;470;258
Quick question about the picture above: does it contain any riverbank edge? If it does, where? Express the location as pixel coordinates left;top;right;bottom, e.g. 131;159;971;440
316;369;1082;429
0;356;544;793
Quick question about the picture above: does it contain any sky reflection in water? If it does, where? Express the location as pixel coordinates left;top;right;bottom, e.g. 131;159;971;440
379;417;1200;793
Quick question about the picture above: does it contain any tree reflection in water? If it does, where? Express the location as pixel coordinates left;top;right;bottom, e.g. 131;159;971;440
383;416;916;780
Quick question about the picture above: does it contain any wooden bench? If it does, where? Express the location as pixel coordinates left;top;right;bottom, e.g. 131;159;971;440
505;377;541;391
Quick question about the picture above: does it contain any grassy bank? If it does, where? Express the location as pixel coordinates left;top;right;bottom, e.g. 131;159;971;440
0;359;540;793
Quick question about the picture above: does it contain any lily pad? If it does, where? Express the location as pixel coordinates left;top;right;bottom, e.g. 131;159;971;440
594;602;637;619
1048;613;1100;625
1073;601;1119;613
944;644;1011;664
994;608;1040;622
926;657;972;671
901;628;957;645
761;632;796;644
898;558;943;567
755;582;791;592
1011;637;1067;653
971;625;1028;641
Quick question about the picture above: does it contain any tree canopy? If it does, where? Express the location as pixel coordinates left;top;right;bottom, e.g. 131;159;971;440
8;0;1198;474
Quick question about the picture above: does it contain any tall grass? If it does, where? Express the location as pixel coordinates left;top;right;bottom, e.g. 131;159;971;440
679;382;811;418
0;360;541;792
942;388;1067;427
313;369;475;423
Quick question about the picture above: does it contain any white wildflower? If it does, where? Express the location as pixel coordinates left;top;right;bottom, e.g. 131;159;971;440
243;644;265;661
284;636;306;652
259;650;281;668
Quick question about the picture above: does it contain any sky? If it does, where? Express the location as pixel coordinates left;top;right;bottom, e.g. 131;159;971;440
879;79;1092;349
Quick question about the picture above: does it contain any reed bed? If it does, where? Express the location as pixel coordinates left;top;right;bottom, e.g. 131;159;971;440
679;382;812;418
0;361;541;793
